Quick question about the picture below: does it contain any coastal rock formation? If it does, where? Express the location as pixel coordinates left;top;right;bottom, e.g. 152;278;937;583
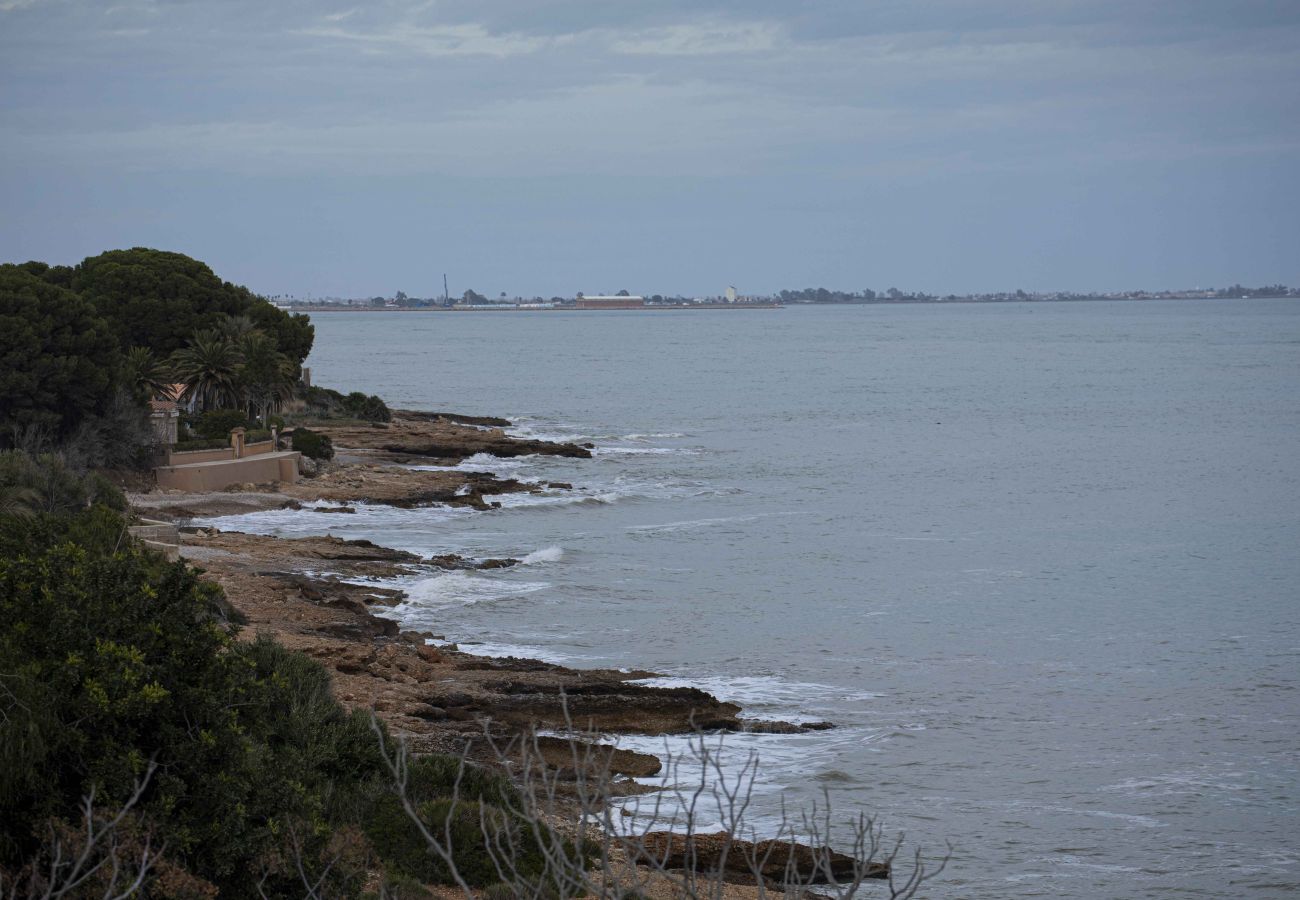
285;464;542;508
396;410;513;428
170;525;827;761
132;409;836;826
131;465;541;518
637;832;888;885
381;436;592;462
533;735;663;779
306;414;592;463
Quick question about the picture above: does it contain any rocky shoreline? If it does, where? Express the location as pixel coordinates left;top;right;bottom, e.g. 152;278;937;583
132;412;832;777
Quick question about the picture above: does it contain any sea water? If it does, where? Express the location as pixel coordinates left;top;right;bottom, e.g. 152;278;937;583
207;300;1300;897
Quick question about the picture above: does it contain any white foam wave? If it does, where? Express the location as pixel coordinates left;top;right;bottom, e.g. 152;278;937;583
494;491;621;510
504;425;584;443
496;476;717;510
1102;771;1248;797
399;571;550;609
504;423;697;456
629;674;881;720
456;641;578;665
591;446;699;456
521;545;564;565
602;729;858;834
626;511;810;535
408;454;535;474
196;501;468;539
627;516;759;534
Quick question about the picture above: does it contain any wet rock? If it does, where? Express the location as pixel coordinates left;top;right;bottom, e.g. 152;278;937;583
380;437;591;462
436;691;476;708
638;832;888;884
743;719;836;734
397;410;512;428
534;736;663;779
427;553;474;569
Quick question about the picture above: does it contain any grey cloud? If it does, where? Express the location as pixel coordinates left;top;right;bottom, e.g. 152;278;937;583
1;0;1296;293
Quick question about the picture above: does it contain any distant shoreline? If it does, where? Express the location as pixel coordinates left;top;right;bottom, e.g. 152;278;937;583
285;302;786;312
280;295;1296;313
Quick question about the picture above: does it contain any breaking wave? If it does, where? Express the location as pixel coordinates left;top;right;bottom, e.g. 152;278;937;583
520;545;565;565
398;570;550;610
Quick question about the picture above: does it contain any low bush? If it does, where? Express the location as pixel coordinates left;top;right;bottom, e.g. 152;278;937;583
292;427;334;460
343;391;391;423
300;386;391;423
364;796;552;888
245;428;273;443
0;502;394;894
400;753;520;809
195;408;253;440
172;438;229;452
0;453;127;559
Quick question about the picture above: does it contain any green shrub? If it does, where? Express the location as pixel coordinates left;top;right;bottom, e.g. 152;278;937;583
245;429;272;443
374;871;437;899
362;755;586;890
300;386;391;423
0;455;129;559
0;450;125;517
0;451;605;898
172;438;229;452
292;427;334;460
343;391;392;423
364;797;525;888
0;477;389;896
195;408;252;439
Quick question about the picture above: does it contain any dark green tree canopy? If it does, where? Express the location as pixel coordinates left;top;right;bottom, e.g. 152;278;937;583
67;248;314;365
0;266;122;442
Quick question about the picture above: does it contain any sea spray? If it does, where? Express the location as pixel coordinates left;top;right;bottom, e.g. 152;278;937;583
521;545;565;565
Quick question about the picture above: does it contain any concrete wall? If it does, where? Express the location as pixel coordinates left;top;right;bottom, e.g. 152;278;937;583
128;518;181;561
156;451;301;492
129;519;179;544
167;440;273;465
168;447;236;465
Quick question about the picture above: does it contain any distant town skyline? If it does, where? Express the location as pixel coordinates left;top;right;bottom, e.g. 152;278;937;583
273;283;1299;307
2;1;1297;297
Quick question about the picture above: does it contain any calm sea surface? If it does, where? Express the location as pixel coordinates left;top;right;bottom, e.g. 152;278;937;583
210;300;1300;897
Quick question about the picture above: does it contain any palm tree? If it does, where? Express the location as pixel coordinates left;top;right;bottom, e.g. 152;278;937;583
123;346;172;401
237;332;297;425
216;314;258;343
0;480;40;520
170;330;242;412
0;450;47;520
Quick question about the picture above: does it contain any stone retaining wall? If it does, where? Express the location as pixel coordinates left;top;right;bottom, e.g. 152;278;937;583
155;452;301;492
128;518;181;561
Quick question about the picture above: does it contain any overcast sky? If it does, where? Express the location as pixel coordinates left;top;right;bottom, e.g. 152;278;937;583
2;0;1297;297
